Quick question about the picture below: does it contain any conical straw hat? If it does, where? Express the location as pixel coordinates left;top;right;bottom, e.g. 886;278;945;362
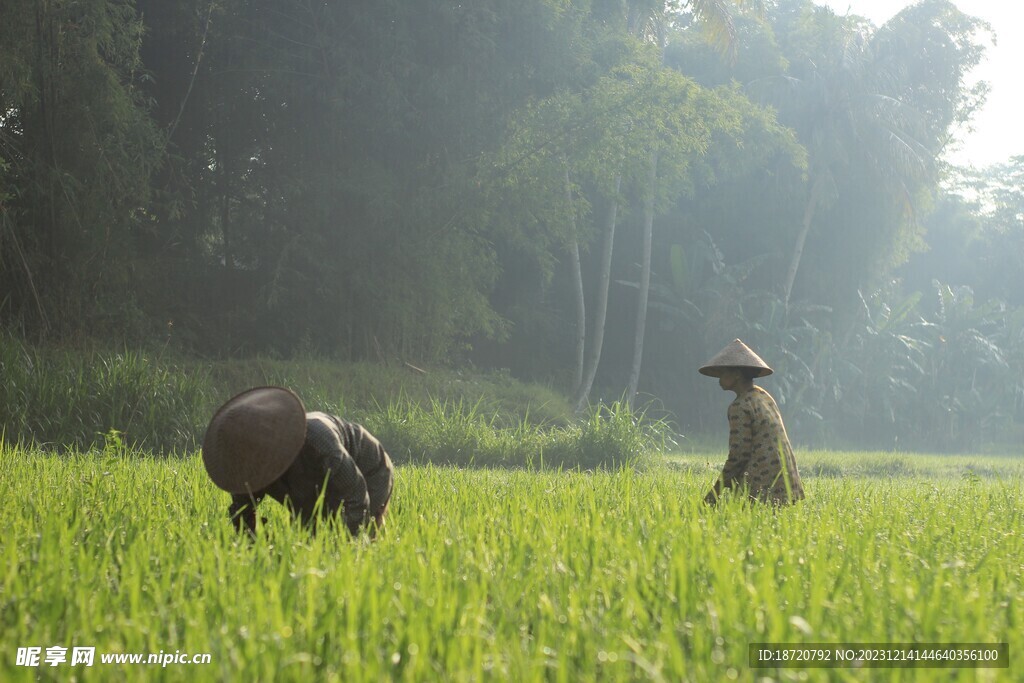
699;339;773;378
202;386;307;494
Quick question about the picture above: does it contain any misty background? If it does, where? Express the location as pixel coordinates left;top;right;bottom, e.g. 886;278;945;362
1;0;1021;453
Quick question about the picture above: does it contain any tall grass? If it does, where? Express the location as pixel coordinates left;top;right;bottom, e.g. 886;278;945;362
0;445;1019;682
0;335;661;469
0;334;209;453
366;398;672;470
205;357;573;428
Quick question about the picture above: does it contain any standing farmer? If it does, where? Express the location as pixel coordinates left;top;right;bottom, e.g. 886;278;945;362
202;386;394;537
700;339;804;506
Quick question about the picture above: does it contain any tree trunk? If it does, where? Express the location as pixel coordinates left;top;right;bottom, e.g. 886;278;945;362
219;142;232;274
34;3;59;272
573;175;620;412
565;166;586;393
625;152;658;407
782;174;825;311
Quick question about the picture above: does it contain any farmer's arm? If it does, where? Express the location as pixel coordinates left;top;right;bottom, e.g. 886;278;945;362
350;424;393;512
228;493;264;535
322;450;370;535
308;417;371;535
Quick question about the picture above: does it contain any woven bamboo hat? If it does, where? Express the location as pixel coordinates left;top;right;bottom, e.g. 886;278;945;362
699;339;773;378
202;386;307;494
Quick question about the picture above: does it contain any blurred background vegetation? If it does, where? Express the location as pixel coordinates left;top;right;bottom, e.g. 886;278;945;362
0;332;673;468
1;0;1020;453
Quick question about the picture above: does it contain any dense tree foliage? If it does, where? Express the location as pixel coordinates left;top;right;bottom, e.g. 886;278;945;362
1;0;162;336
1;0;1018;449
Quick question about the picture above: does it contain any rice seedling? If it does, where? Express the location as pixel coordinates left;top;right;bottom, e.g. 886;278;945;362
1;444;1018;682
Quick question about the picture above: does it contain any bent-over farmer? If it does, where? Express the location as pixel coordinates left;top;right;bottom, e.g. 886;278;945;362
202;386;394;537
700;339;804;506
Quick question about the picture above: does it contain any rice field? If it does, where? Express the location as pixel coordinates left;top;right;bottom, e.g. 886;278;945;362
1;446;1020;682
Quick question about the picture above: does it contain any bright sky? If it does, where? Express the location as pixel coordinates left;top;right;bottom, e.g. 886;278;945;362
820;0;1022;169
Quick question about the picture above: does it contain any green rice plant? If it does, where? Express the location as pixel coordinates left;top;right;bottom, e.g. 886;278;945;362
0;444;1019;682
667;449;1024;487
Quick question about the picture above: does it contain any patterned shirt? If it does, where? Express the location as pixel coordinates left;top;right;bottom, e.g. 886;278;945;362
715;386;804;504
228;413;394;535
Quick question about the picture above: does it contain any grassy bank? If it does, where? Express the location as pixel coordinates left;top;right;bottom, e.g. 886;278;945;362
0;335;672;469
1;446;1019;682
